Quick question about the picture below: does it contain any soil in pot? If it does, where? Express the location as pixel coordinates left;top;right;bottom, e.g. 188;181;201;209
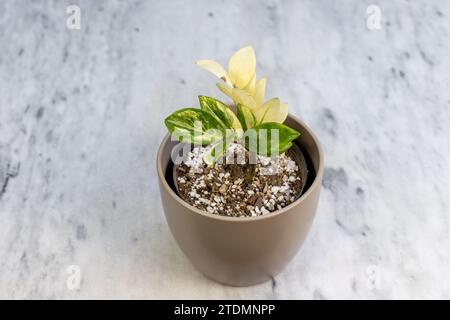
172;143;311;217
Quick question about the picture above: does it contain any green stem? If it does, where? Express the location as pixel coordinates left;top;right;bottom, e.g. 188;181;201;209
244;151;257;184
244;163;256;184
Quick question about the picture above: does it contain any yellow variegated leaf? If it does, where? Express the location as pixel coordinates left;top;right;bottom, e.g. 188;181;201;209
253;98;279;122
203;139;228;166
202;129;236;165
216;82;234;100
253;98;288;124
228;46;256;89
230;87;256;110
243;73;256;96
261;101;288;124
227;109;243;131
236;104;256;131
261;101;288;123
254;78;266;108
275;102;289;123
248;122;300;156
198;95;242;131
217;83;257;110
196;60;232;86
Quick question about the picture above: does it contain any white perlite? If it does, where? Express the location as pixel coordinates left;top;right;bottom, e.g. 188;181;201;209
183;146;207;173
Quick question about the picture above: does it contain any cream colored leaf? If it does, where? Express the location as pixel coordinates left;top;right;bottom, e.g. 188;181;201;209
231;88;256;110
216;82;234;101
196;60;232;86
254;77;267;108
217;83;256;110
274;102;289;123
243;73;256;96
261;101;288;124
228;46;256;89
253;97;288;123
262;101;288;123
253;98;279;122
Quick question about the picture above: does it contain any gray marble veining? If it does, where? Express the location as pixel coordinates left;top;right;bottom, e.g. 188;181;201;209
0;0;449;299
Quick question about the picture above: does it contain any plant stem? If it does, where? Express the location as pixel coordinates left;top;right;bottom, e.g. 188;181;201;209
244;163;256;184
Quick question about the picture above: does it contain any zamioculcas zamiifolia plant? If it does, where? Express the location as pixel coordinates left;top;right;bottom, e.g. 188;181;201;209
164;46;300;173
157;46;324;286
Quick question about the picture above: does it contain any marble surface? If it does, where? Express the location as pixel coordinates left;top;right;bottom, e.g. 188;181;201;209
1;0;449;299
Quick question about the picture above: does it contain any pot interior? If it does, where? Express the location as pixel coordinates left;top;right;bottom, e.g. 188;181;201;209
166;140;316;204
172;142;310;200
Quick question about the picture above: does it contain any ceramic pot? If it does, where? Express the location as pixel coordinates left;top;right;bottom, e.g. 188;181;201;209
156;114;324;286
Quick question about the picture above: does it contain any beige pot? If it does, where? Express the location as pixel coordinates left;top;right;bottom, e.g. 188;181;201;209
156;114;324;286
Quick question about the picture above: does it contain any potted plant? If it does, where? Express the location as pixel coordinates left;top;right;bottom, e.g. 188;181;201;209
157;46;324;286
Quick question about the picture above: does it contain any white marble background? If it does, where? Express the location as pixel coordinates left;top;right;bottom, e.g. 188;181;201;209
0;0;449;299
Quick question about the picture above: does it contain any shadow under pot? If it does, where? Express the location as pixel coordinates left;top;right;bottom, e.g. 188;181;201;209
156;114;324;286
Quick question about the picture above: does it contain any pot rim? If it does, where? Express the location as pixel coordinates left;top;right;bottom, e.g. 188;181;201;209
156;113;324;223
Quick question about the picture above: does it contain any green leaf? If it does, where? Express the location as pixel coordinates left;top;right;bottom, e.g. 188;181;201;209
198;95;242;131
236;104;256;131
164;108;224;145
202;130;235;166
243;122;300;156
